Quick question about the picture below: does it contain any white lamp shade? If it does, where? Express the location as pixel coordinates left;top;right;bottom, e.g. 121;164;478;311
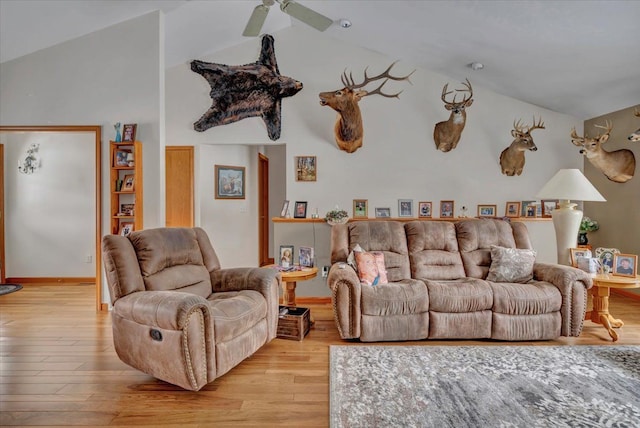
536;169;605;202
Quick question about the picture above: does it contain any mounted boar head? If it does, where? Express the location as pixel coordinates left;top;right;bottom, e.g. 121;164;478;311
499;116;545;176
433;79;474;152
319;61;414;153
571;121;636;183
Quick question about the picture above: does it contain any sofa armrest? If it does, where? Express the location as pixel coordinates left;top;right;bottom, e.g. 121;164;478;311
112;290;211;331
210;267;280;340
533;263;593;336
327;262;362;339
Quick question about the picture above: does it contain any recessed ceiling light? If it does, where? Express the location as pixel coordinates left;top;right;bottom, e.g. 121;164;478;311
468;62;484;71
339;18;352;28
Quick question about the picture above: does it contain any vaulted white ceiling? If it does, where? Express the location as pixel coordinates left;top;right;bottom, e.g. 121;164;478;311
1;0;638;120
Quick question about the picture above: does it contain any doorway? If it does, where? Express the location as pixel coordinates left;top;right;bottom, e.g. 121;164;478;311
258;153;272;266
0;126;102;310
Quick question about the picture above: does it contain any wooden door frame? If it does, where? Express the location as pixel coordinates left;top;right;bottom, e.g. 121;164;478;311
0;126;102;310
0;144;4;283
258;153;272;266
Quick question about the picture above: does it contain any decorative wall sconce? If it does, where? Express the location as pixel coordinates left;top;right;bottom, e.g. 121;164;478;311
18;144;40;174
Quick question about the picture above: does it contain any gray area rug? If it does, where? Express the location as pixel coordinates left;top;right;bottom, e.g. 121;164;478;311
330;345;640;428
0;284;22;296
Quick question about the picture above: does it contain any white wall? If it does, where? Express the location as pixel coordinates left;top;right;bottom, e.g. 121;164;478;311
2;132;95;277
0;12;164;301
165;26;582;272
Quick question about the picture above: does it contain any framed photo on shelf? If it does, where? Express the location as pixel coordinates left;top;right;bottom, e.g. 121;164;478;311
293;201;307;218
295;156;317;182
440;200;454;218
398;199;413;217
521;200;537;217
122;124;137;142
215;165;245;199
353;199;368;218
569;248;592;268
114;149;131;167
279;245;294;268
505;201;521;218
418;201;432;218
613;254;637;277
375;207;391;218
119;222;134;237
477;204;497;218
122;174;135;192
541;199;559;218
595;247;620;273
120;203;134;216
299;246;315;268
280;200;290;217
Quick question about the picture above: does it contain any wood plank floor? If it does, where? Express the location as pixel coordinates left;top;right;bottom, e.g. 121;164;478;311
1;284;639;427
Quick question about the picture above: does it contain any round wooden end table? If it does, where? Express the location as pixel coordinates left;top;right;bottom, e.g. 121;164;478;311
585;274;640;341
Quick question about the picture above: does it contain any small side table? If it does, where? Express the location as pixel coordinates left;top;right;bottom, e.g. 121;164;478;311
270;265;318;326
585;274;640;341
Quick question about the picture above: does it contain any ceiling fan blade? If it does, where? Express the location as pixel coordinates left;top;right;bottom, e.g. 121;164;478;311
279;1;333;32
243;4;270;37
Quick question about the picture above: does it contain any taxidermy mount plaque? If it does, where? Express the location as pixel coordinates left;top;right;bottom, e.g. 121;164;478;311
191;34;303;140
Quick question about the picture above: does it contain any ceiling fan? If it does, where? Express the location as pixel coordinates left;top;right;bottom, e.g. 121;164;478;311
243;0;333;37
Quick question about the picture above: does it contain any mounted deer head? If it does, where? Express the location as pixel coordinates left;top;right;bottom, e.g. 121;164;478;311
499;116;545;176
433;79;474;152
628;108;640;142
571;121;636;183
319;61;414;153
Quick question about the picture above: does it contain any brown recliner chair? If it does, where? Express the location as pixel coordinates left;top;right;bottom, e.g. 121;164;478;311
102;227;280;391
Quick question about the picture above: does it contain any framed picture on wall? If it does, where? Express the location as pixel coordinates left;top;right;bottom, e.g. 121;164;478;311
215;165;245;199
505;201;521;218
398;199;413;217
477;204;497;218
122;123;137;142
375;207;391;218
293;201;307;218
418;201;432;218
295;156;317;181
353;199;368;218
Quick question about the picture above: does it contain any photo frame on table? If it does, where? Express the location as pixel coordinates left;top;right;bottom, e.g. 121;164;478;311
114;149;131;167
477;204;497;218
353;199;368;218
299;246;315;268
279;245;294;268
122;123;137;142
215;165;245;199
398;199;413;217
522;200;537;217
293;201;307;218
505;201;521;218
612;254;637;278
418;201;432;218
375;207;391;218
595;247;620;273
280;200;290;217
569;248;592;268
542;199;559;218
295;156;317;182
440;200;454;218
122;174;135;192
119;222;134;237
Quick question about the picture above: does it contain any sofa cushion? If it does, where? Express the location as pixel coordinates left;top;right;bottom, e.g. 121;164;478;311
425;277;493;313
208;290;267;343
406;221;466;280
486;245;536;283
490;281;562;315
361;279;429;316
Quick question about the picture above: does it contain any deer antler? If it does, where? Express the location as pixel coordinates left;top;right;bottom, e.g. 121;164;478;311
441;78;473;106
570;127;582;140
528;115;545;132
341;61;414;97
634;107;640;117
594;120;613;138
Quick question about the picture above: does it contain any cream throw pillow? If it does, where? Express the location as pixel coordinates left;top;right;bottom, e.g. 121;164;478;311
487;245;537;283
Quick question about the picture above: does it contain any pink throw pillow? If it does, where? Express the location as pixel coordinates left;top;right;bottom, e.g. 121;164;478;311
354;251;388;285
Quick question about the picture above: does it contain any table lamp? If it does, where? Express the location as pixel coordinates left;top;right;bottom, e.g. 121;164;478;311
536;169;605;265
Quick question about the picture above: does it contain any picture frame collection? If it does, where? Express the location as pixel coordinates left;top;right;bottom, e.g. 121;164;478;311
571;247;638;278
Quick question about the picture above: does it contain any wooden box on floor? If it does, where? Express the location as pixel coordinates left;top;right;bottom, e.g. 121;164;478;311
277;306;310;341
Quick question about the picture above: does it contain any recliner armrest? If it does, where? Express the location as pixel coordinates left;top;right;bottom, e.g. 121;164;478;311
533;263;593;290
327;263;362;339
112;290;210;331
